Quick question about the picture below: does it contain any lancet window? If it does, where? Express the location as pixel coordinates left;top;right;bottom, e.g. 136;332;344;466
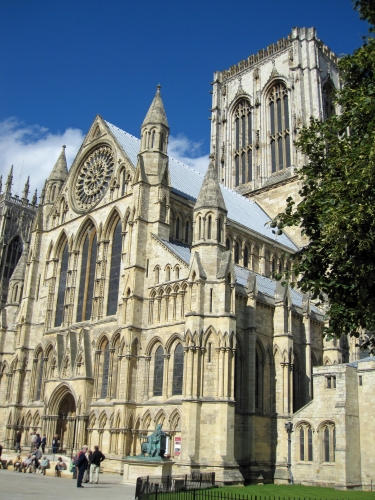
55;241;69;327
153;345;164;396
322;423;335;463
100;341;110;399
77;229;97;322
35;352;44;401
107;220;122;316
299;424;313;462
234;99;253;187
269;82;291;173
2;236;22;281
323;82;335;120
172;343;184;396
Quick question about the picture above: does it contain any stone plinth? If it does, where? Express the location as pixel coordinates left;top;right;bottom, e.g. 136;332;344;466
122;457;174;485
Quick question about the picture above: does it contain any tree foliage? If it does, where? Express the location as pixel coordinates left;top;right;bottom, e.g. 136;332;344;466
271;0;375;348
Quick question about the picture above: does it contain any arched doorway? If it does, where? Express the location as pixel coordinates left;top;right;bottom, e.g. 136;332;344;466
56;393;76;452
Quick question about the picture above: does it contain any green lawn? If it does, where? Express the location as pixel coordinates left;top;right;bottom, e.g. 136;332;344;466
215;483;375;499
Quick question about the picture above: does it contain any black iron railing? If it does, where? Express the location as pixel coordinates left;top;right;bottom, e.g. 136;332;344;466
135;473;216;500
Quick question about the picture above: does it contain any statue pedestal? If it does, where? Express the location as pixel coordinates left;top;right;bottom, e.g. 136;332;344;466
122;457;175;485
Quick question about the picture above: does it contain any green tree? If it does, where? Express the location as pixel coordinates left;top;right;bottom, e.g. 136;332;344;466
271;0;375;349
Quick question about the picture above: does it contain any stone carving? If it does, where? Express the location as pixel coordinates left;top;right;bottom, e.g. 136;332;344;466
139;424;169;458
74;146;115;212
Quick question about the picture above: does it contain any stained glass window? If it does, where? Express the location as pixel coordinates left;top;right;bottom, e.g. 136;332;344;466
324;427;330;462
76;235;89;321
243;246;249;268
107;220;122;316
101;342;110;399
153;346;164;396
55;242;69;327
172;344;184;395
77;232;97;322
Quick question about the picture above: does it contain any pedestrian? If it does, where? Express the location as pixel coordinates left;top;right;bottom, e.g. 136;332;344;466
41;434;47;453
76;445;88;488
54;456;65;477
52;435;60;455
89;445;105;484
35;433;41;449
30;432;36;451
15;430;22;453
82;448;92;483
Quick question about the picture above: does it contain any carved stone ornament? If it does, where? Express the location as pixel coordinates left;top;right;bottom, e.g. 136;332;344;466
73;146;115;212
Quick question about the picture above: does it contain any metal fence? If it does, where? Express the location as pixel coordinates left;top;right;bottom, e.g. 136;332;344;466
135;473;216;500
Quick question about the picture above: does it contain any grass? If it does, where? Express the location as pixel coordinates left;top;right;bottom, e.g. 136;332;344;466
214;483;375;499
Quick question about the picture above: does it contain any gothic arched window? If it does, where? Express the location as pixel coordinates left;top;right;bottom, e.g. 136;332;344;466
176;217;180;240
153;345;164;396
55;241;69;327
323;82;335;120
100;341;110;399
234;242;240;264
269;82;290;173
233;99;253;187
300;427;305;461
2;236;22;280
185;221;189;243
255;343;263;411
207;216;212;239
121;169;127;196
77;230;97;322
324;427;330;462
308;427;313;461
172;343;184;395
107;220;122;316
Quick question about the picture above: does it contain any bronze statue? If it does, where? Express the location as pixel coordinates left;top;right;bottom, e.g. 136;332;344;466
139;424;169;458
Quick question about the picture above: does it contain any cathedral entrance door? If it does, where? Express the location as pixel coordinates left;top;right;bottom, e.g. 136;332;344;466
56;393;76;453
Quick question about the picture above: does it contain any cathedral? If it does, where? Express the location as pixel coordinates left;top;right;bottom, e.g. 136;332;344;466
0;27;373;489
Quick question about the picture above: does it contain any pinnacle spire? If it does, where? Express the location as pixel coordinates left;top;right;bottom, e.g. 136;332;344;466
195;159;227;212
5;165;13;193
142;85;169;128
0;175;2;194
31;189;37;206
22;176;30;200
48;145;68;182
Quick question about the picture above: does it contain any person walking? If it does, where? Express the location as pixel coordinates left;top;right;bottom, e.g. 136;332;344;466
76;446;88;488
89;445;105;484
15;431;22;453
41;434;47;453
35;433;41;449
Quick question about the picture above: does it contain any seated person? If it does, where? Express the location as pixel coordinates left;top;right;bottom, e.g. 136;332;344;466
31;446;42;473
38;456;49;475
54;456;65;477
22;454;33;473
13;454;22;472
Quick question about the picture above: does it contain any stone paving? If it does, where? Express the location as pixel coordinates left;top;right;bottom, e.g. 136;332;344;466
0;469;136;500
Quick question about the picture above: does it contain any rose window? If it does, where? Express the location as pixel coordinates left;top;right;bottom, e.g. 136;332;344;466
74;146;114;211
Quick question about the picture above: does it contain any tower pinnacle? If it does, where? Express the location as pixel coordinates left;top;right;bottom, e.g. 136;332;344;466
5;166;13;194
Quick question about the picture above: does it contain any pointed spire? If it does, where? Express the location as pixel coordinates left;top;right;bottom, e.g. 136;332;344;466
22;176;30;200
5;165;13;193
31;189;38;206
40;180;47;205
142;85;169;128
0;175;2;194
48;145;68;182
194;159;227;212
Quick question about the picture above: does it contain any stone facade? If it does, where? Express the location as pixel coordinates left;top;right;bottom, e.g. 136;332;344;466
0;29;365;489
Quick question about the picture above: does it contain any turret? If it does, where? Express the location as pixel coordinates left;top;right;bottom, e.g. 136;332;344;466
192;157;227;250
45;145;68;205
140;84;169;156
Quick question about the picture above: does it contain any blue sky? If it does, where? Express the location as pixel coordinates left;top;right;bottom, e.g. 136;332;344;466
0;0;368;195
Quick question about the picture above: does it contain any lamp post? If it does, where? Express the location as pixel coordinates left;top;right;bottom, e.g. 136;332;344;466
284;421;294;484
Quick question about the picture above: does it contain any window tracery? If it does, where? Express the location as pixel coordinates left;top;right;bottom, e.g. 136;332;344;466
172;343;184;395
269;82;290;173
298;423;313;462
233;99;253;187
77;229;97;322
153;345;164;396
323;82;335;120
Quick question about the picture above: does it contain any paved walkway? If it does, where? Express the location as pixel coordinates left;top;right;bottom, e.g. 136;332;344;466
0;469;136;500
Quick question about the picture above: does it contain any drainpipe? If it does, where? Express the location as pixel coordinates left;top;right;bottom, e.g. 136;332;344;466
285;421;294;484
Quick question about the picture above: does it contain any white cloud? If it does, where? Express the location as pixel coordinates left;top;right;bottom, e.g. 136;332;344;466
0;120;209;201
168;134;209;175
0;118;84;198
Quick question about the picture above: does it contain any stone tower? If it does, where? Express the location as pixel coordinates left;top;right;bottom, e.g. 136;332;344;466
0;167;37;311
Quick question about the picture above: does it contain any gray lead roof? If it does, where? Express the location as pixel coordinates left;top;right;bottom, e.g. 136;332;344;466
105;120;298;251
